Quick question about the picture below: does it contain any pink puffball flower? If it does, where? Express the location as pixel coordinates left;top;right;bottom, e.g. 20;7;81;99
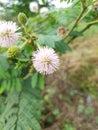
33;47;60;75
0;21;20;47
29;2;38;13
40;7;49;14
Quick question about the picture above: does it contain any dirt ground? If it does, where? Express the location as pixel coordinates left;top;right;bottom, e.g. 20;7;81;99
42;35;98;130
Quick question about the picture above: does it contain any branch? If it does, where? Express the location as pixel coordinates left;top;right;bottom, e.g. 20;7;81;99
63;7;86;40
68;20;98;43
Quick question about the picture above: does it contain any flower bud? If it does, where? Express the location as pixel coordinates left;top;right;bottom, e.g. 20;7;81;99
7;46;20;58
57;26;68;37
18;12;27;25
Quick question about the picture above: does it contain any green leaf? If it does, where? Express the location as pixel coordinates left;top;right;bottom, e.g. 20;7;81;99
0;122;3;130
52;109;60;116
84;107;95;115
15;78;22;91
0;47;7;53
55;40;72;53
0;55;9;71
70;31;83;37
6;80;11;91
38;35;61;48
0;66;7;78
31;72;38;88
17;57;29;62
64;123;76;130
38;74;44;90
42;0;47;4
0;85;42;130
0;81;7;94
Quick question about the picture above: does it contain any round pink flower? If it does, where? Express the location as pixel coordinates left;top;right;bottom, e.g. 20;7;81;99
0;21;20;47
40;7;49;14
33;47;59;75
29;2;38;13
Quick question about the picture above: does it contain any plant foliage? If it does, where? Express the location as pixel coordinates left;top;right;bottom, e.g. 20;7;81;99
0;81;42;130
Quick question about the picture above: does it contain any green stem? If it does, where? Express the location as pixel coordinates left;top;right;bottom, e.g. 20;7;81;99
19;36;27;42
68;20;98;43
63;7;86;40
78;8;92;22
20;40;28;49
23;25;29;37
86;20;98;25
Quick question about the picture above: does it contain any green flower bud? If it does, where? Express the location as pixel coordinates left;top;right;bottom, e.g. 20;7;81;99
18;12;27;25
7;46;20;58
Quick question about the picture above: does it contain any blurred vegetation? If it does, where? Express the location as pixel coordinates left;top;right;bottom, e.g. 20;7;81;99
0;0;50;20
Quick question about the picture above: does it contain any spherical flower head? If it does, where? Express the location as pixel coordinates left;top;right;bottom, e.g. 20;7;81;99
18;12;27;25
0;21;20;47
7;46;20;58
33;47;60;75
40;7;49;14
29;2;38;13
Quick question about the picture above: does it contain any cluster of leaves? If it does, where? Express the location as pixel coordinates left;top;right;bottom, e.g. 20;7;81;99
0;81;42;130
0;53;43;130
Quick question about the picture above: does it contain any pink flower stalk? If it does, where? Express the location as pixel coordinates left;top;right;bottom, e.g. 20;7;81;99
33;47;59;75
0;21;20;47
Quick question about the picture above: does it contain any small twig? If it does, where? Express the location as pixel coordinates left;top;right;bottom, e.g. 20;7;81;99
85;20;98;25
